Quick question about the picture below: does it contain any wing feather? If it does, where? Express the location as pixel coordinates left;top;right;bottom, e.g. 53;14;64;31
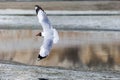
39;38;53;57
37;10;52;31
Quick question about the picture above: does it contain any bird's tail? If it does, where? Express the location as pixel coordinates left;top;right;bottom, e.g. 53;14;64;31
53;29;59;44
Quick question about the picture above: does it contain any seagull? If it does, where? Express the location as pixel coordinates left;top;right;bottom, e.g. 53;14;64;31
35;5;59;61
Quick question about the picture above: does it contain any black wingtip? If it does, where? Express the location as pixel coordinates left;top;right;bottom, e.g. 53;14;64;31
37;55;47;61
35;5;44;14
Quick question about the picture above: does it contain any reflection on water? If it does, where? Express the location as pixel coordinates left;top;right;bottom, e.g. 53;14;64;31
0;30;120;70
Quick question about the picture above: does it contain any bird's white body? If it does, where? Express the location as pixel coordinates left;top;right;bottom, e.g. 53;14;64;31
36;6;59;57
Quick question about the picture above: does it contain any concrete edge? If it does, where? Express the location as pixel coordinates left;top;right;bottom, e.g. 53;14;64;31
0;9;120;16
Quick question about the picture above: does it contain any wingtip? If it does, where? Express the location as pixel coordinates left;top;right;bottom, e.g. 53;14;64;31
35;5;44;14
35;5;39;9
37;54;47;61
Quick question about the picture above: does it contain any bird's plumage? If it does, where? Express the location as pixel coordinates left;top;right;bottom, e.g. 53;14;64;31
35;5;59;58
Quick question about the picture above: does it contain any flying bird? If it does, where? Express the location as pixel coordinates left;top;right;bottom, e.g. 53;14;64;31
35;5;59;61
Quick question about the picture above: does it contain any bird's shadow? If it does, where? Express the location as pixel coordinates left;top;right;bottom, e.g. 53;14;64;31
38;78;48;80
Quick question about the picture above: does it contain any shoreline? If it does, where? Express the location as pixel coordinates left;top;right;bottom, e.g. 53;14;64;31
0;62;120;80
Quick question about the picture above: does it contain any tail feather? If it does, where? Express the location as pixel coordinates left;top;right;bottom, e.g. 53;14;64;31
53;29;59;44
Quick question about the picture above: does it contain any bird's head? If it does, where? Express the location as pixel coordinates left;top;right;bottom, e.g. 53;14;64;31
35;5;44;14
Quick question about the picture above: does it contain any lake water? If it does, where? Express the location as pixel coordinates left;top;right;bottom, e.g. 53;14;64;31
0;10;120;70
0;29;120;70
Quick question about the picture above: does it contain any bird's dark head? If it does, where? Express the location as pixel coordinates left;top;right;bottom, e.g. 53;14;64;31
35;5;44;14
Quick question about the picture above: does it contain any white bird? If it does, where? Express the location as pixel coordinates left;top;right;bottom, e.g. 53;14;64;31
35;5;59;60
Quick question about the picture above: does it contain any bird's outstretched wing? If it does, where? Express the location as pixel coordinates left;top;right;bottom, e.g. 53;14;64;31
53;29;59;44
35;5;52;32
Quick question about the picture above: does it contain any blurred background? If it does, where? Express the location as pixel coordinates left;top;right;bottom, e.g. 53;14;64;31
0;0;120;70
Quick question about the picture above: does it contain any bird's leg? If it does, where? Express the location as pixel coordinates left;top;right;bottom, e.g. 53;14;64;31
36;32;42;36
